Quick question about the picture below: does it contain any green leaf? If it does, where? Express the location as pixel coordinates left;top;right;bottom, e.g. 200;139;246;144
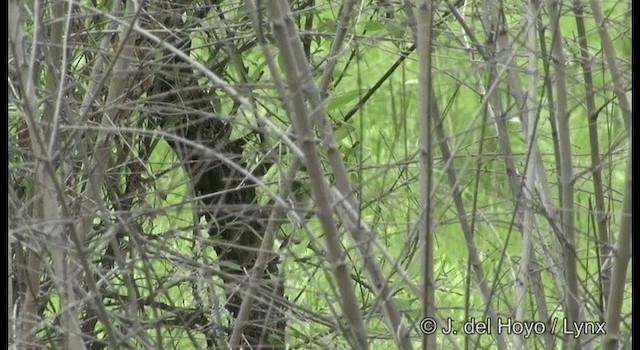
326;90;361;112
219;260;243;272
251;58;268;80
268;334;286;346
349;172;360;185
363;20;385;32
277;54;286;73
395;297;416;312
334;126;352;143
316;20;337;34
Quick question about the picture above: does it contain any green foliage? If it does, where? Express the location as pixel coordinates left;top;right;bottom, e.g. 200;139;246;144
9;0;630;348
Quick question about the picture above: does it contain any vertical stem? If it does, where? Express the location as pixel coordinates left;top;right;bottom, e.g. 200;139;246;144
588;0;632;132
264;1;369;347
547;1;580;349
415;1;435;349
602;143;632;350
572;0;611;306
514;1;541;348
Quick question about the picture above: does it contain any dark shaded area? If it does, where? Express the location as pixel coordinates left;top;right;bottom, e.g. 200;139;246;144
142;2;286;347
